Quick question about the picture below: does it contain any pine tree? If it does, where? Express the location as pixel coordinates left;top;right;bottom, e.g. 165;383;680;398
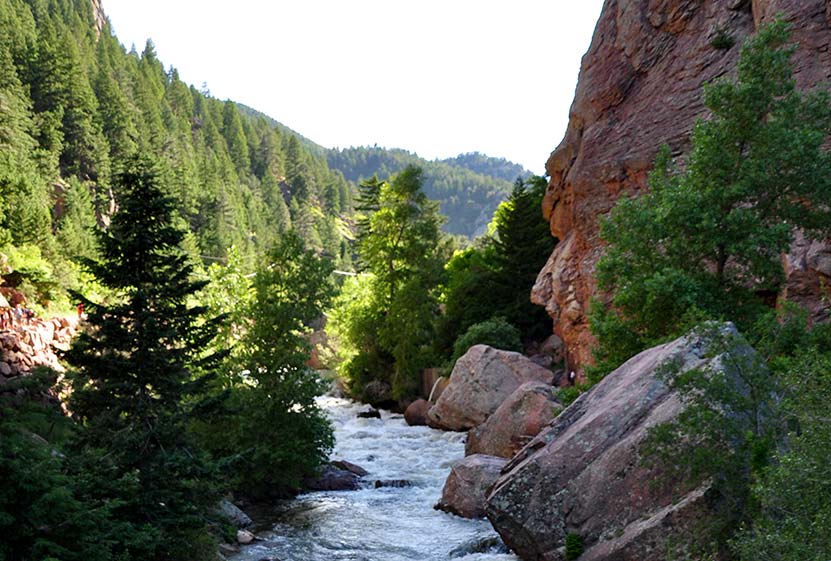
221;101;250;174
66;156;221;561
489;176;556;340
55;178;97;260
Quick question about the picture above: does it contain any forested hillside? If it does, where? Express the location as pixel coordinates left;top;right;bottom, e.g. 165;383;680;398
438;152;530;182
0;0;353;308
328;146;526;238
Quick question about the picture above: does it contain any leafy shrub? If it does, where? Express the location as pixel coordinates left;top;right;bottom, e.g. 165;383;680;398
710;25;735;49
557;385;584;408
451;317;522;365
565;532;583;560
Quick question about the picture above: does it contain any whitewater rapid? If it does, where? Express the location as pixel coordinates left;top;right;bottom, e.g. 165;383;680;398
230;396;519;561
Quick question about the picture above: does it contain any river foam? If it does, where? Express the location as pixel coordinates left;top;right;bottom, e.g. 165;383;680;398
231;396;518;561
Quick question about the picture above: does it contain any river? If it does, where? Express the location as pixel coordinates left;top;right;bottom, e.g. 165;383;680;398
230;396;519;561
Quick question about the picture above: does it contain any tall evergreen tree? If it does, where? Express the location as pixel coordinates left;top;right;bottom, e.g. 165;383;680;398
436;175;555;357
66;156;221;561
489;176;556;340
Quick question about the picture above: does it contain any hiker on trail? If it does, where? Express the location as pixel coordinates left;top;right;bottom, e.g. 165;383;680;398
77;301;84;319
13;304;23;326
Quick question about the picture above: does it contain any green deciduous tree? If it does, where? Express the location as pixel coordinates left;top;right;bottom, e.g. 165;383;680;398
195;232;335;497
731;321;831;561
333;166;448;400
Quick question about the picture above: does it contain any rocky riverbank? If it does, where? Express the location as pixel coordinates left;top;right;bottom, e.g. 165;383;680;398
423;327;766;561
0;315;78;380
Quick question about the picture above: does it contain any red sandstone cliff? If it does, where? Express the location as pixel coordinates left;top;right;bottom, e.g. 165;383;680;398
533;0;831;370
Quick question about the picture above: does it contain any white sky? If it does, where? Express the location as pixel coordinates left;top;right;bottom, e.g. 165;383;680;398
102;1;604;175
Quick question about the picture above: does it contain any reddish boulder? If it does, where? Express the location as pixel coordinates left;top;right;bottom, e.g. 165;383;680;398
532;0;831;371
465;381;562;459
404;399;431;426
435;454;507;519
427;345;554;431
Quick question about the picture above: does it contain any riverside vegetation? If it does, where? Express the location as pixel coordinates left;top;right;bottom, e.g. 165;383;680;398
1;3;830;561
0;0;548;559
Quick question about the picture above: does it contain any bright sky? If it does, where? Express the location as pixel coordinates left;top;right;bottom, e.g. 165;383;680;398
103;1;604;175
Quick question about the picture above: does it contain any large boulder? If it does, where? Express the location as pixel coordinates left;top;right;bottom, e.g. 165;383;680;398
435;454;507;519
466;381;562;459
427;345;554;431
486;325;759;561
427;376;450;403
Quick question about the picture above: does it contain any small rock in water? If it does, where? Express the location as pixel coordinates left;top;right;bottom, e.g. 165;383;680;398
331;459;369;477
374;479;412;488
448;535;507;558
357;407;381;419
303;465;361;491
404;399;430;426
236;529;255;544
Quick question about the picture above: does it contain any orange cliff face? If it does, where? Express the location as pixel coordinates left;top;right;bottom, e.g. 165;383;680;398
532;0;831;372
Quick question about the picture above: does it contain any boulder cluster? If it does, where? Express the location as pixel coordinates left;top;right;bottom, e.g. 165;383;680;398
408;345;563;520
426;327;762;561
0;316;78;381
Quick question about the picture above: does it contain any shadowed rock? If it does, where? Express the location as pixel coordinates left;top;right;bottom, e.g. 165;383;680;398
436;454;507;519
404;399;431;426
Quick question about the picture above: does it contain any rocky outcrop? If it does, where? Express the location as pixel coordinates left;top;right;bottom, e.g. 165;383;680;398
90;0;106;37
485;325;760;561
465;381;562;459
435;454;507;519
0;316;78;381
427;345;555;431
533;0;831;371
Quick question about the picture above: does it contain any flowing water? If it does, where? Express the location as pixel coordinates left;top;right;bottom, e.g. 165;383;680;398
231;396;519;561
